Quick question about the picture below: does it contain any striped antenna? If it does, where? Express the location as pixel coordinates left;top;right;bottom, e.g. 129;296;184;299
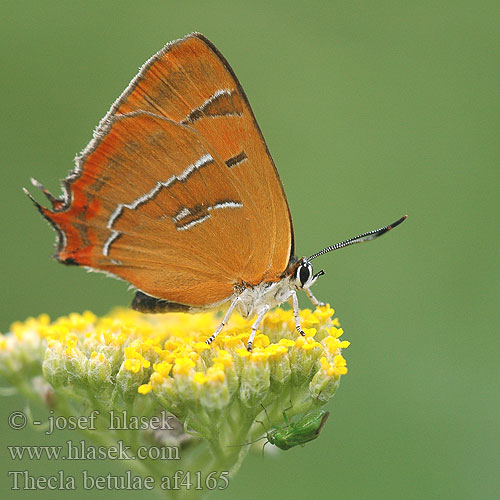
308;215;407;261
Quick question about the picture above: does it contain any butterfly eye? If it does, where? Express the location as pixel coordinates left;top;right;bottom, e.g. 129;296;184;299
295;262;313;288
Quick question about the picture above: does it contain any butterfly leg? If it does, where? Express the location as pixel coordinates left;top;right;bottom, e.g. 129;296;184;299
247;305;270;351
304;288;326;308
205;296;241;346
291;291;305;336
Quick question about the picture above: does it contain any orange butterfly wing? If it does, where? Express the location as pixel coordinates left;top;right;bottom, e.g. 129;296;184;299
34;33;294;307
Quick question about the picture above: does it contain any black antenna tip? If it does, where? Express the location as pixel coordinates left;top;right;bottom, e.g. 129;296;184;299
387;214;408;231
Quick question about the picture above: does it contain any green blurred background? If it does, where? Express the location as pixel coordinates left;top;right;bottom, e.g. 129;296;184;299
1;1;498;498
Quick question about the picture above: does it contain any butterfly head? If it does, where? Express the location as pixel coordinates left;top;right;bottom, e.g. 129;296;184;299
291;258;325;290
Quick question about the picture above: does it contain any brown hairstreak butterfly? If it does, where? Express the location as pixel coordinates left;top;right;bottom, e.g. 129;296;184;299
25;33;407;350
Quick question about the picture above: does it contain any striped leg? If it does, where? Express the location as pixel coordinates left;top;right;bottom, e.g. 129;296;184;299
247;305;270;351
206;296;241;346
305;287;325;307
291;291;305;336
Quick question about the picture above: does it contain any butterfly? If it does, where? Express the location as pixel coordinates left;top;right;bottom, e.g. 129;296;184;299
25;33;406;350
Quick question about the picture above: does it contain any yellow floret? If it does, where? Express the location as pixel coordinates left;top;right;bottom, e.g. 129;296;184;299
173;357;196;375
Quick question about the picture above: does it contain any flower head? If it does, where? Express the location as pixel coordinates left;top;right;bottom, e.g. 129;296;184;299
0;305;348;494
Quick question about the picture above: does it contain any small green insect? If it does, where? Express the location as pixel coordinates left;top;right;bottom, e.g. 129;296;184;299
258;405;330;451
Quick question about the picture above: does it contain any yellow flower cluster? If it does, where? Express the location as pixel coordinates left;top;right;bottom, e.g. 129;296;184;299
124;306;348;397
1;305;348;424
0;304;349;488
